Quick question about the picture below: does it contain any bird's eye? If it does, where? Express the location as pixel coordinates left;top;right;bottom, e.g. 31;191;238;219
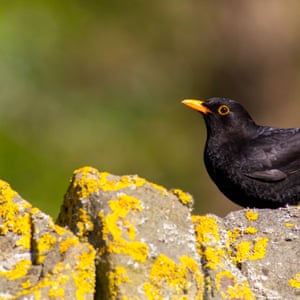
218;105;230;116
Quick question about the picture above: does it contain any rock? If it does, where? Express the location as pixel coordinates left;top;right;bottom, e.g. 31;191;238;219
224;208;300;299
58;167;300;299
2;165;300;299
0;180;95;299
57;166;203;299
193;208;300;299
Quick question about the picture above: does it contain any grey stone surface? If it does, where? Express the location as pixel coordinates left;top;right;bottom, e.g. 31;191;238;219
0;179;95;300
57;166;203;299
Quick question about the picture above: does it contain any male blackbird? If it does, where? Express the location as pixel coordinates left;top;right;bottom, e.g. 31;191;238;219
182;97;300;208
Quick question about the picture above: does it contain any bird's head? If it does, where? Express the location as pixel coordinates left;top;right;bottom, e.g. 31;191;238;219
182;97;257;139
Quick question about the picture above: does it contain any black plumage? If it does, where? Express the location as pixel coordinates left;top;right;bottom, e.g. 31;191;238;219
182;97;300;208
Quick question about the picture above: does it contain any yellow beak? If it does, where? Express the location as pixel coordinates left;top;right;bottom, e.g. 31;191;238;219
181;99;212;114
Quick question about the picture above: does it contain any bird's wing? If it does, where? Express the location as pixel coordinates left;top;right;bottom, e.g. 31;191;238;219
244;169;287;182
241;128;300;182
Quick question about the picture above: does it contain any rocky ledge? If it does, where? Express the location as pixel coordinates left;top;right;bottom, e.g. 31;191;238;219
0;166;300;299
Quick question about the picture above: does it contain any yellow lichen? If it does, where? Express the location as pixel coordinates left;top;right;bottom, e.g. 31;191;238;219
234;241;251;263
100;172;146;192
228;226;268;266
15;213;31;249
16;262;69;298
76;208;94;238
124;219;136;240
227;228;241;246
285;223;295;227
108;240;149;263
21;279;31;289
192;215;220;245
72;245;96;300
243;227;257;234
35;233;57;264
150;255;185;290
179;255;204;295
48;286;65;298
149;182;167;195
144;254;203;298
0;183;20;234
227;280;255;299
20;199;32;209
17;248;95;299
59;237;79;254
73;166;102;199
171;189;193;205
192;216;225;270
30;207;40;215
54;224;68;236
233;237;268;263
0;201;20;233
227;228;242;259
204;246;225;270
0;181;32;251
215;270;255;299
215;270;234;291
0;259;31;280
245;210;258;221
289;273;300;288
143;282;163;300
103;195;142;241
251;237;268;260
108;266;130;300
109;195;143;218
71;167;147;203
0;180;17;205
99;194;148;262
72;166;174;202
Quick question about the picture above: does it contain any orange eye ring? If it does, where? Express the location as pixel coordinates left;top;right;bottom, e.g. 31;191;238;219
218;105;230;116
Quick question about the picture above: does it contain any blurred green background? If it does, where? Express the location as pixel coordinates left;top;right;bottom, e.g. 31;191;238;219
1;1;300;217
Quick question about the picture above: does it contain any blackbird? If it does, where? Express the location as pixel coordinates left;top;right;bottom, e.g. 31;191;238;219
182;97;300;208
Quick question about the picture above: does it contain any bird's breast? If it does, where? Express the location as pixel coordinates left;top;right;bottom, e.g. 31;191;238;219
204;140;242;181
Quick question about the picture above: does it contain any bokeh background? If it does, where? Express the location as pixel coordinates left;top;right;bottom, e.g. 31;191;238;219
1;1;300;217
